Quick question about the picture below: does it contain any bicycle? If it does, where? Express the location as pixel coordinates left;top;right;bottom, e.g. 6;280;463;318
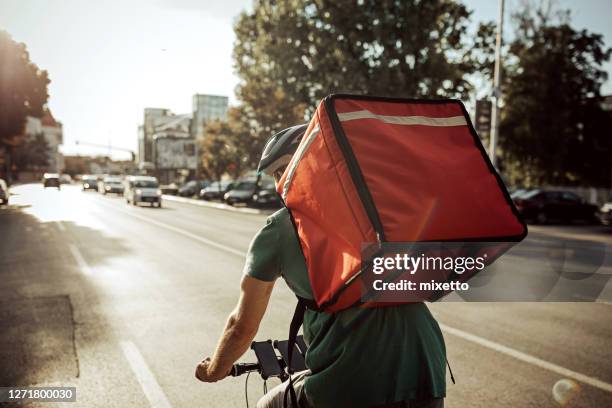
230;336;309;407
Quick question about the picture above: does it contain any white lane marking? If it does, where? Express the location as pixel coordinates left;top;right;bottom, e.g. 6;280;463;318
92;198;245;258
440;323;612;393
120;341;173;408
68;244;92;276
57;221;66;231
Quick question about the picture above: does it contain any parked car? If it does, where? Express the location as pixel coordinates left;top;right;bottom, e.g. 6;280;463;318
251;176;280;208
81;175;98;191
513;189;598;224
43;173;61;189
597;202;612;226
0;178;8;205
160;183;179;196
99;176;124;195
60;174;73;184
224;180;257;206
200;180;234;201
178;180;209;197
124;176;162;207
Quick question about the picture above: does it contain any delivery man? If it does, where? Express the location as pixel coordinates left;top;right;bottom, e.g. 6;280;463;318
196;124;447;408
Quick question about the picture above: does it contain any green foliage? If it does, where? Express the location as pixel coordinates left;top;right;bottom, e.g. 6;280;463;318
230;0;486;156
220;0;610;187
200;107;260;180
472;21;498;81
499;3;611;187
0;30;50;145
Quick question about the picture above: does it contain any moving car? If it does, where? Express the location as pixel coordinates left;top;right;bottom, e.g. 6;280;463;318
178;180;209;197
81;175;98;191
124;176;162;207
513;189;598;224
200;180;234;201
43;173;61;189
0;178;8;205
224;180;257;206
99;176;124;195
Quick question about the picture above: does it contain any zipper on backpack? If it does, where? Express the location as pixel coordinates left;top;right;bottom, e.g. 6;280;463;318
324;95;386;243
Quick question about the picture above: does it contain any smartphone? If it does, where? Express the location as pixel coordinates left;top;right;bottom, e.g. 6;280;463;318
274;340;307;372
251;340;282;379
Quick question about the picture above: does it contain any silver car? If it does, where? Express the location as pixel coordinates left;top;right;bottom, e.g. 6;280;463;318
99;176;124;195
124;176;162;207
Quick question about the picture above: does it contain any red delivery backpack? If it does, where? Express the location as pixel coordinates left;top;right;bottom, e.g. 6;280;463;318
277;94;527;396
278;93;527;311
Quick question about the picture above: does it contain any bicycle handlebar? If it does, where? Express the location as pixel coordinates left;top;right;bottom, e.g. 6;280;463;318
230;362;261;377
230;357;287;377
230;337;308;380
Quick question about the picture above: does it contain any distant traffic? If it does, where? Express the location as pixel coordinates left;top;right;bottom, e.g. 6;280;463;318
0;176;606;223
33;172;281;209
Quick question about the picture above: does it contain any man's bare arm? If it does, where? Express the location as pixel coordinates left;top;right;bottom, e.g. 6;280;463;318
196;274;274;382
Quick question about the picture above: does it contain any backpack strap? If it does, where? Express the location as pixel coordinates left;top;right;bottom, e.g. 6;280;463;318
283;298;305;407
283;296;319;407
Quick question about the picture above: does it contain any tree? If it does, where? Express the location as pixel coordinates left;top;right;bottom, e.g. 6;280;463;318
0;30;50;182
200;108;251;180
12;133;49;171
200;106;273;180
232;0;488;151
200;130;236;182
0;30;49;145
499;2;611;187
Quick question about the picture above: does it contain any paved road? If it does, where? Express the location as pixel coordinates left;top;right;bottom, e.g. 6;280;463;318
1;184;611;407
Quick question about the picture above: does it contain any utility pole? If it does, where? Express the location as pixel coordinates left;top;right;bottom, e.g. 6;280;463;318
489;0;505;168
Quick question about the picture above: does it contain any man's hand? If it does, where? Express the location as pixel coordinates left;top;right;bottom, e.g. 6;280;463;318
195;357;229;382
195;276;275;383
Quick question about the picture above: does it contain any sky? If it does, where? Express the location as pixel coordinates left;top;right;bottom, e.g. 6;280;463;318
1;0;610;159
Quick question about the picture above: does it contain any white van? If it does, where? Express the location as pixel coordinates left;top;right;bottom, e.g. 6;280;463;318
124;176;162;207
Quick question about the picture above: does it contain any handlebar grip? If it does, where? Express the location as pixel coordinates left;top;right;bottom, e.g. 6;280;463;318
230;362;260;377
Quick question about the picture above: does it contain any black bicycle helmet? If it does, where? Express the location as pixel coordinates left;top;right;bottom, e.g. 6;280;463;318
257;124;308;175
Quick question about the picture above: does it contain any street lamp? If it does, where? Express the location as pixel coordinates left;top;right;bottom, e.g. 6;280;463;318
489;0;505;168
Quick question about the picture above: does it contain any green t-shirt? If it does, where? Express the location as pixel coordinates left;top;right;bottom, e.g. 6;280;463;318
243;208;447;407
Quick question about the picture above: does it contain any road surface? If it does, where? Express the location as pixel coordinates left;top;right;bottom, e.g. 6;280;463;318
1;184;611;407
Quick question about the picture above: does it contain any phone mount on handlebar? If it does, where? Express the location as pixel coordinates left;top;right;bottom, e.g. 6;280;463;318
231;336;308;381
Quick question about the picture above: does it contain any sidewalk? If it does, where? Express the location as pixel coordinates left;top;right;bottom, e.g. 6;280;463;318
528;224;612;245
161;194;276;215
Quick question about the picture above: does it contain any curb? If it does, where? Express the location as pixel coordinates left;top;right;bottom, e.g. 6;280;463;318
161;194;272;215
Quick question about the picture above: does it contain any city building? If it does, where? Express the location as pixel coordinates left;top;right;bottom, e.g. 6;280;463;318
151;113;197;184
136;93;228;183
1;109;63;182
191;94;229;139
22;109;63;173
138;108;174;164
